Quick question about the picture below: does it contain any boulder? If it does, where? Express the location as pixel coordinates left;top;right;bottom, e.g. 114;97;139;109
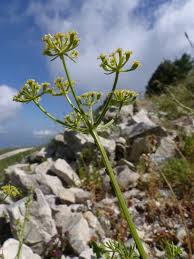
54;207;91;255
84;211;105;238
150;136;177;165
121;122;166;140
34;159;53;174
115;165;140;191
7;189;57;255
56;188;75;204
25;147;46;164
69;188;91;204
51;159;80;186
6;168;38;194
67;214;91;255
45;129;116;163
119;109;167;141
0;238;41;259
129;137;149;162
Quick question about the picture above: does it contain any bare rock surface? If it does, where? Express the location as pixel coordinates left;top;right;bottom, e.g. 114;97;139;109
0;238;41;259
51;158;81;186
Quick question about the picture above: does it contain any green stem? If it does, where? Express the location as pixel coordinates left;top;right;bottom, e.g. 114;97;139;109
33;101;66;126
64;93;79;113
91;129;148;259
89;105;94;125
167;89;194;114
15;192;32;259
94;72;119;127
60;56;86;117
60;55;92;130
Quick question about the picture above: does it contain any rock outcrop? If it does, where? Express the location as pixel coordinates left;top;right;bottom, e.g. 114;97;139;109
0;105;190;258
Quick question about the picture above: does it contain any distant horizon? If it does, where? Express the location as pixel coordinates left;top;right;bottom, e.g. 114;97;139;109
0;131;60;148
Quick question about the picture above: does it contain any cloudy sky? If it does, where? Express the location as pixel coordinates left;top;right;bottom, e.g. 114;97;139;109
0;0;194;147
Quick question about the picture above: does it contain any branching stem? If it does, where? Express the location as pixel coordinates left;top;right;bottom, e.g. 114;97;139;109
94;72;119;127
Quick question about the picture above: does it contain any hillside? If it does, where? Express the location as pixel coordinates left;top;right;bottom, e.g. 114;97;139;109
0;60;194;258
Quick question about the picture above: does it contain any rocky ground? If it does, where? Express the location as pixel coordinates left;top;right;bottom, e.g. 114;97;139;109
0;104;193;258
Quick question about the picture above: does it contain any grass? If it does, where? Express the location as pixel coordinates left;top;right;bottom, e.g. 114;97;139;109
0;148;38;182
144;70;194;121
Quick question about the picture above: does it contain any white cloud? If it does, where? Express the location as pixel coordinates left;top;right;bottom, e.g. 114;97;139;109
0;85;21;123
33;129;57;137
28;0;194;93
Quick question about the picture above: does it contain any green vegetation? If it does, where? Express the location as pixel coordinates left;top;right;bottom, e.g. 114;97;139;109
146;53;194;96
182;133;194;162
146;70;194;120
161;158;192;196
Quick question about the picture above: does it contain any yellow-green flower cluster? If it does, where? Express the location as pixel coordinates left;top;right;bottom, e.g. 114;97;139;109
13;79;53;103
98;48;140;74
109;89;138;106
13;79;42;103
42;32;80;60
1;185;21;198
54;76;75;94
78;91;102;106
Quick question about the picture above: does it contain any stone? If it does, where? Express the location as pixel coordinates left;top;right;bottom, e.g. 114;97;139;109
0;204;8;218
69;188;91;204
25;148;46;164
7;168;38;194
0;238;41;259
132;109;156;126
69;204;88;213
115;165;140;190
177;227;187;242
5;164;30;176
57;188;75;204
67;214;91;255
129;137;150;162
34;159;53;174
54;206;91;255
121;122;166;140
120;110;167;141
63;130;115;161
7;189;57;255
115;141;126;161
35;173;64;194
84;211;105;238
150;136;177;165
80;247;95;259
51;159;80;186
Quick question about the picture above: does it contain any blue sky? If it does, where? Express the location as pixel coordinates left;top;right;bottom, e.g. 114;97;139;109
0;0;194;147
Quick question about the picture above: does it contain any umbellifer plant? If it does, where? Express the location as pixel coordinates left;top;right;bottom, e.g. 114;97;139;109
13;31;148;258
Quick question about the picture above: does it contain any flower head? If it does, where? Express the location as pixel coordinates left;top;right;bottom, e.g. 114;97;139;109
1;185;21;198
98;48;140;74
13;79;53;103
78;91;102;106
42;31;80;61
109;89;138;107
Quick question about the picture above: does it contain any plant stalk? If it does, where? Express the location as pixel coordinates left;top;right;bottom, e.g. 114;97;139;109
91;129;148;259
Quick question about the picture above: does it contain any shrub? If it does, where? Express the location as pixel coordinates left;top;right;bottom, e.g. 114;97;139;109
146;53;194;96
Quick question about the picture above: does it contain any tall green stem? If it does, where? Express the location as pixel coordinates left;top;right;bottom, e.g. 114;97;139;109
60;56;86;116
94;71;119;127
91;129;148;259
